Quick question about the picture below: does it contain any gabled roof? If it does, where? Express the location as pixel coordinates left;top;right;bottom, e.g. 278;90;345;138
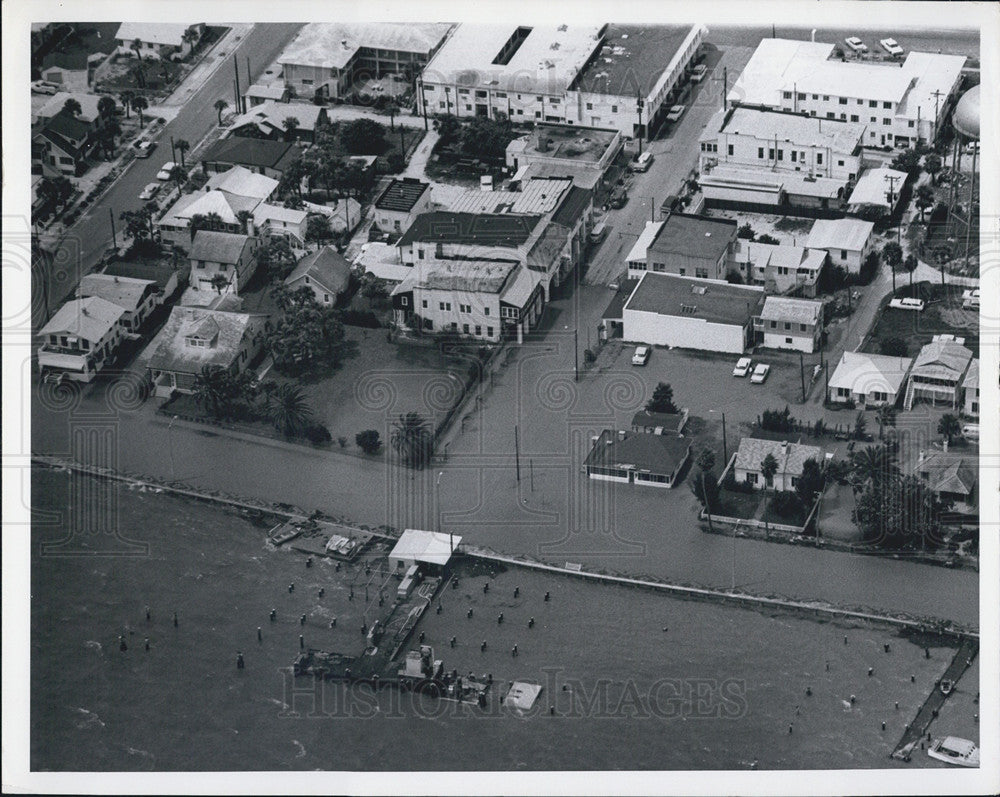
40;296;125;342
230;101;326;134
419;259;519;293
36;127;84;161
202;137;297;170
190;230;252;264
848;167;909;208
36;92;106;123
147;307;265;375
78;273;157;311
735;437;822;478
807;217;874;252
375;178;430;213
916;453;976;497
205;166;279;201
912;340;973;381
828;351;912;395
584;429;691;475
962;358;979;390
45;112;93;142
163;189;260;227
760;296;823;326
285;246;351;295
115;22;194;47
397;212;542;248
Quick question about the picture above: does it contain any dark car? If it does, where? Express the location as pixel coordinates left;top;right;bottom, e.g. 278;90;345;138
608;188;628;209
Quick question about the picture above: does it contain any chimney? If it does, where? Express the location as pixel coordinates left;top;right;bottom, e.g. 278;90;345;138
918;449;925;464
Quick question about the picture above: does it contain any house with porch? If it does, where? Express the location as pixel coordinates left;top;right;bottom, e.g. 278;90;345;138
903;340;974;410
187;231;260;297
284;247;351;306
914;451;977;512
827;351;912;407
584;429;692;489
734;437;823;492
756;295;823;352
200;137;302;180
228;101;328;143
37;296;126;383
76;273;159;332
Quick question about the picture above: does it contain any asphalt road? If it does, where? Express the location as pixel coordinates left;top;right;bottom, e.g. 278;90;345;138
37;23;303;325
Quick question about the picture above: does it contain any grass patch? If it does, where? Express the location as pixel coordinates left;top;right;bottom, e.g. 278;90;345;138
863;284;977;357
714;488;763;521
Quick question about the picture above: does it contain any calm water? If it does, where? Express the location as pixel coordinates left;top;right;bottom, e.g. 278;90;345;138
30;469;976;771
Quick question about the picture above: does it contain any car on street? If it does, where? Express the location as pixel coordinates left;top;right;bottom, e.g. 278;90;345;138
844;37;868;54
962;424;979;441
138;182;160;201
889;297;925;312
608;187;628;209
629;151;654;172
665;105;686;123
750;363;770;384
133;140;157;158
631;345;651;366
879;38;904;57
31;80;59;95
962;288;980;309
690;64;708;83
732;357;753;377
156;161;178;181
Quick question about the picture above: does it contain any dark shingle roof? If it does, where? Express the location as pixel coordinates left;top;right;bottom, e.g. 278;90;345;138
190;230;251;264
46;112;92;143
584;429;691;475
631;410;686;434
285;246;351;295
375;178;430;212
397;212;542;249
202;137;297;171
624;273;766;326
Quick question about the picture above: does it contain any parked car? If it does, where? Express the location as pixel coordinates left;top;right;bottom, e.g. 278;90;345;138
690;64;708;83
844;37;868;54
629;151;654;172
879;38;904;57
133;140;157;158
889;297;925;312
962;288;980;309
732;357;753;377
750;363;770;384
156;161;177;181
589;219;608;244
665;105;686;123
608;188;628;209
138;182;160;201
31;80;59;95
962;424;979;441
631;345;651;366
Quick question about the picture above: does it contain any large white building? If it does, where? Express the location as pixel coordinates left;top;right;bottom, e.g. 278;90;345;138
419;23;706;137
728;38;966;147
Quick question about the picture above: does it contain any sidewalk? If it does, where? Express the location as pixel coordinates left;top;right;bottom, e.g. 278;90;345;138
160;24;256;108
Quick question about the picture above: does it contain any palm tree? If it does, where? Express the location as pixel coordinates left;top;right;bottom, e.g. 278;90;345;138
914;183;935;223
875;405;896;440
131;38;144;62
849;444;899;492
923;153;942;185
192;365;231;417
760;452;779;535
214;98;228;126
209;273;230;295
235;209;254;235
937;413;961;447
120;90;135;119
168;165;187;194
282;116;300;142
97;95;117;120
189;211;225;240
882;241;903;293
175;138;190;169
903;254;918;288
62;98;83;117
391;412;433;468
131;95;149;128
695;448;716;533
269;383;314;437
386;101;400;131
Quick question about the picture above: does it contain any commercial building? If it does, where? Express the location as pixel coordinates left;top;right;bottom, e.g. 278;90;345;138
38;296;127;383
729;239;827;296
420;23;706;137
373;178;433;235
846;166;909;214
627;213;737;281
826;351;912;407
506;124;624;195
622;273;765;354
278;23;453;101
584;429;692;488
756;296;823;352
77;273;159;332
903;339;974;410
728;38;966;147
283;246;352;306
389;529;462;575
806;217;875;273
734;437;823;492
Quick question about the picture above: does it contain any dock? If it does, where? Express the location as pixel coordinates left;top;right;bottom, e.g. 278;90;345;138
268;519;373;561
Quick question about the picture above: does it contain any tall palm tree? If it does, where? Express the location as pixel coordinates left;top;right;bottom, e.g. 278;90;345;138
189;211;225;240
282;116;300;142
391;412;432;469
695;448;716;533
193;365;231;417
235;209;254;235
214;98;228;126
849;444;899;492
97;95;117;120
937;413;961;447
269;383;314;437
875;405;896;440
131;95;149;128
760;452;779;535
120;90;135;119
175;138;190;169
62;98;83;117
131;38;144;62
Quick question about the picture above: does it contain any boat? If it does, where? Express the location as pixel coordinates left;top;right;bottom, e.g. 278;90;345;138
927;736;979;767
268;523;303;546
939;679;954;695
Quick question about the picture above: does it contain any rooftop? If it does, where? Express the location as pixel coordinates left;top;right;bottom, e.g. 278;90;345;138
626;221;664;264
732;239;825;272
285;246;351;295
189;230;252;264
806;217;874;252
570;23;698;100
915;453;976;497
390;529;463;567
278;22;453;71
717;106;866;152
735;437;822;477
419;258;519;293
397;212;542;249
102;260;184;291
442;178;573;216
962;358;979;390
895;51;968;122
828;351;913;395
245;83;289;100
205;166;279;201
40;296;125;342
422;22;605;95
253;202;308;226
847;167;909;208
551;185;593;228
701;165;846;199
912;340;973;379
201;137;299;171
115;22;196;47
631;410;686;434
760;296;823;325
36;91;110;123
44;112;93;142
500;266;544;307
375;178;431;213
648;213;738;262
625;273;765;326
77;273;157;311
230;101;326;134
161;190;260;228
147;307;265;375
584;429;691;475
512;124;620;163
601;278;640;321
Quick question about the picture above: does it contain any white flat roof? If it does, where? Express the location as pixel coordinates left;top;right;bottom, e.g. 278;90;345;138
720;106;865;153
807;217;874;252
422;22;605;95
847;167;908;208
626;220;663;264
279;22;453;71
390;529;462;567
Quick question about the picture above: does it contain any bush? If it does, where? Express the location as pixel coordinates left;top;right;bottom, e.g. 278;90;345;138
879;336;908;356
725;269;743;284
337;436;348;448
770;491;804;519
339;309;381;328
760;406;795;433
385;152;406;173
583;348;596;363
722;471;756;494
355;429;382;454
303;423;332;444
757;234;780;245
737;223;756;240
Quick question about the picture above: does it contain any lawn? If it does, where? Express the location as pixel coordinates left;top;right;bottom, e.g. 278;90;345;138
862;284;978;357
713;487;764;521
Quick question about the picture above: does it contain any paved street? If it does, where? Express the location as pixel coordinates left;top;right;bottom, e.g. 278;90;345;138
34;23;304;327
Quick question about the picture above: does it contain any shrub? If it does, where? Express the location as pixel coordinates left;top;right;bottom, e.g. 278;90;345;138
303;423;332;444
337;436;348;448
725;269;743;284
879;337;908;357
760;406;795;432
757;233;780;245
722;472;756;494
386;152;406;173
355;429;382;454
339;309;381;328
583;348;596;363
770;491;804;519
737;223;756;240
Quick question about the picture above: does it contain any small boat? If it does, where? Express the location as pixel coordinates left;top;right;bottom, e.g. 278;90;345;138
268;524;303;546
939;679;954;695
928;736;979;767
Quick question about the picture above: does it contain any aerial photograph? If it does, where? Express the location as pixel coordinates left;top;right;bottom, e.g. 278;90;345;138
4;0;996;794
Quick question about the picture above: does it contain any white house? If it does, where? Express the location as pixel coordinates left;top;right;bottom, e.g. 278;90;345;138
962;358;979;418
388;529;462;575
827;351;913;407
188;231;260;296
729;239;827;296
38;296;126;383
806;217;875;273
115;22;204;61
757;296;823;352
734;437;823;492
903;340;974;410
77;273;159;332
283;246;351;306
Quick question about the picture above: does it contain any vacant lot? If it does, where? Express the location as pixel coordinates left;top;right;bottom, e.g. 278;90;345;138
862;286;978;357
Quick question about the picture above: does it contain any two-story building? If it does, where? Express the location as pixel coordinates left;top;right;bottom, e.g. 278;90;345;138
506;124;624;198
903;340;974;410
283;246;352;306
734;437;823;492
631;213;738;281
32;112;94;176
373;178;433;236
756;296;823;352
114;22;204;61
188;230;260;297
77;273;159;332
806;217;875;274
38;296;126;383
729;239;828;296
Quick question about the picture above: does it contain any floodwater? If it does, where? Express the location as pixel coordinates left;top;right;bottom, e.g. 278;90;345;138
30;469;977;771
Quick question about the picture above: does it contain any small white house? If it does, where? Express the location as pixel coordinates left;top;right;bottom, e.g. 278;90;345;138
757;296;823;352
827;351;912;407
734;437;823;492
806;217;875;274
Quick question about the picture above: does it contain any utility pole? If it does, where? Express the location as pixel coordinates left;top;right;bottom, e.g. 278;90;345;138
530;459;534;492
931;89;945;142
514;425;521;482
721;412;728;466
233;57;242;113
799;352;806;402
636;94;645;157
246;56;252;93
884;173;902;246
400;127;406;155
573;328;579;381
723;67;728;111
109;208;117;250
170;135;177;163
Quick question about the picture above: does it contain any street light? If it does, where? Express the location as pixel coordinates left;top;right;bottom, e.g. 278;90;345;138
167;415;179;479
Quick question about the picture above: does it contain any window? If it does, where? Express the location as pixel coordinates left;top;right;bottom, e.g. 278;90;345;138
475;90;487;98
451;322;458;331
851;114;859;122
812;94;818;100
728;144;734;156
439;101;446;109
839;97;848;105
908;120;915;128
785;337;793;344
791;151;797;162
586;102;593;110
784;322;791;330
418;249;425;259
484;307;490;316
465;104;472;111
857;99;863;105
826;112;835;119
324;294;331;303
768;148;774;159
797;93;806;100
495;91;506;98
197;261;205;268
840;249;847;260
301;78;313;85
400;296;408;306
869;100;877;108
883;101;891;109
837;159;844;166
678;268;686;276
758;147;764;159
611;105;618;113
782;91;792;99
439;302;445;310
816;153;823;165
487;326;494;337
446;302;451;311
799;323;807;332
840;113;846;121
458;89;469;96
463;324;470;334
534;111;541;119
883;118;891;126
747;473;758;484
822;95;829;101
549;97;558;104
422;299;428;308
769;320;777;329
475;325;482;336
695;268;709;279
535;96;543;102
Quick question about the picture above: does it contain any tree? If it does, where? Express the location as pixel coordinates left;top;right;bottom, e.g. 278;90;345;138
882;241;903;291
188;211;226;240
191;365;246;418
268;383;315;437
794;457;825;508
854;475;942;550
131;95;149;128
97;121;121;160
756;233;780;246
860;249;881;284
120;90;135;119
131;38;144;61
435;114;462;146
62;98;83;117
209;273;231;295
266;289;350;374
235;209;254;236
875;405;896;440
258;239;298;281
853;411;867;440
725;269;744;284
645;382;678;415
879;336;908;357
460;115;514;160
120;204;157;242
278;155;307;198
760;406;794;432
214;98;228;126
168;165;187;192
737;223;756;240
97;95;117;120
386;101;400;131
937;413;961;446
849;444;899;491
914;183;935;223
175;138;190;169
340;118;386;155
282;116;300;142
923;153;942;185
760;453;779;533
360;274;389;308
902;254;918;288
391;412;433;468
37;176;74;211
694;448;717;533
890;148;922;176
355;429;382;454
305;214;332;244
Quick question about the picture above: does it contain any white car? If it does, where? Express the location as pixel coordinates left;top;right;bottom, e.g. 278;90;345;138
665;105;686;123
31;80;59;95
732;357;753;377
156;161;177;181
962;288;979;309
844;37;868;54
889;297;925;312
629;151;654;172
631;345;651;366
138;182;160;201
690;64;708;83
133;140;157;158
750;363;770;384
879;38;904;57
962;424;979;441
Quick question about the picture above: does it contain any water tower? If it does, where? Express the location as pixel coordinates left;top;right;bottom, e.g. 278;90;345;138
947;84;979;269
